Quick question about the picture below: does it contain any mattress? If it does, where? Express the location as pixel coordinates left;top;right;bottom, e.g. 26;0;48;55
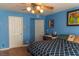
27;39;79;56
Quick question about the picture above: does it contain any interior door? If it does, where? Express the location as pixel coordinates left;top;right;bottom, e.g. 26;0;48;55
35;20;44;41
9;16;23;48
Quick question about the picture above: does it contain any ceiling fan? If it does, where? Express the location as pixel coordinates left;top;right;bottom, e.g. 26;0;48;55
22;3;54;14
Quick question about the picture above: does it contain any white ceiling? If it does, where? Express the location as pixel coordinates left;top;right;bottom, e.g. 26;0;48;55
0;3;79;15
45;3;79;15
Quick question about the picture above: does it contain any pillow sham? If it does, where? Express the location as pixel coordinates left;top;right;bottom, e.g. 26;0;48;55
67;35;75;41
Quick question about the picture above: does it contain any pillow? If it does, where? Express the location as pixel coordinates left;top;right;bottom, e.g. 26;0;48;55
67;35;75;41
58;34;69;40
73;36;79;43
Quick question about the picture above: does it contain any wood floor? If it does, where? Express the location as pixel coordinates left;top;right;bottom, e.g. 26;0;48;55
0;47;32;56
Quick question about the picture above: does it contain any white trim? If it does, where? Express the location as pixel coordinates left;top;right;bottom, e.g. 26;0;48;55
0;48;10;51
9;44;28;49
0;44;29;51
23;44;29;47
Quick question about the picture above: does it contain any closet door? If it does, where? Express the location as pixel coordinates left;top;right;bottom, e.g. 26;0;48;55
9;16;23;48
35;20;44;41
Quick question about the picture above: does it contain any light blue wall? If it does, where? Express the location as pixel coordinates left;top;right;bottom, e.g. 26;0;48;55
45;16;54;34
46;6;79;35
0;9;45;48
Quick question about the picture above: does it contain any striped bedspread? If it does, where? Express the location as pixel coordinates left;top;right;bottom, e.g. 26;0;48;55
28;39;79;56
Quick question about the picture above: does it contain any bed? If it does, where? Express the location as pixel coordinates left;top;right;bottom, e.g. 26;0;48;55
27;38;79;56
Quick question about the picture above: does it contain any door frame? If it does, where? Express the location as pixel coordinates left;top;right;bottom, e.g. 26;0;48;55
8;16;24;48
30;18;45;42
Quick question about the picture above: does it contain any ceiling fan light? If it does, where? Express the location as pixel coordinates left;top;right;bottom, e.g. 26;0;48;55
32;10;35;14
27;7;31;11
36;6;41;10
40;9;44;13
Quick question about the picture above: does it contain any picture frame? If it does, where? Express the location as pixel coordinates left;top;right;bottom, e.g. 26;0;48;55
67;9;79;26
48;20;54;28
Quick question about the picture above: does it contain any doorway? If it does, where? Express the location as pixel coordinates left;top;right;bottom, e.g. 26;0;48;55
35;20;44;41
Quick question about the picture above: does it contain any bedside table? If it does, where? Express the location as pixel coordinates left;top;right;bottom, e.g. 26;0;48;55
43;35;57;40
51;36;57;39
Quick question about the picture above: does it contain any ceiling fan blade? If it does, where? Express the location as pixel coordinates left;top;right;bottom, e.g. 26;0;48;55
21;3;54;13
31;3;37;6
22;8;26;10
31;3;54;10
42;5;54;10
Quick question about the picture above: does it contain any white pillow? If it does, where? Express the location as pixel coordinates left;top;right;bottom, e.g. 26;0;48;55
67;35;75;41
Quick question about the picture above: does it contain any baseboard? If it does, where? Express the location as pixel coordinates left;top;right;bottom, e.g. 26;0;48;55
0;44;29;51
0;48;10;51
24;44;29;47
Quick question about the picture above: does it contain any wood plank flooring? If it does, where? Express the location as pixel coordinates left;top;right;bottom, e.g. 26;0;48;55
0;47;31;56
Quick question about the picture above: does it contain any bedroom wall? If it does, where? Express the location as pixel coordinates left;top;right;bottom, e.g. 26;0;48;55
46;6;79;35
0;9;45;49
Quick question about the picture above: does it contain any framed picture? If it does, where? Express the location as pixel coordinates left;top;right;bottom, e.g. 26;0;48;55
67;9;79;26
48;20;54;28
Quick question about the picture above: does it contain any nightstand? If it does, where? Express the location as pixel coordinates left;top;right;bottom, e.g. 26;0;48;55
43;35;57;40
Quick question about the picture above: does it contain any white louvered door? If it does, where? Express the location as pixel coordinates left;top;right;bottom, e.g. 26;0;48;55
9;16;23;48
